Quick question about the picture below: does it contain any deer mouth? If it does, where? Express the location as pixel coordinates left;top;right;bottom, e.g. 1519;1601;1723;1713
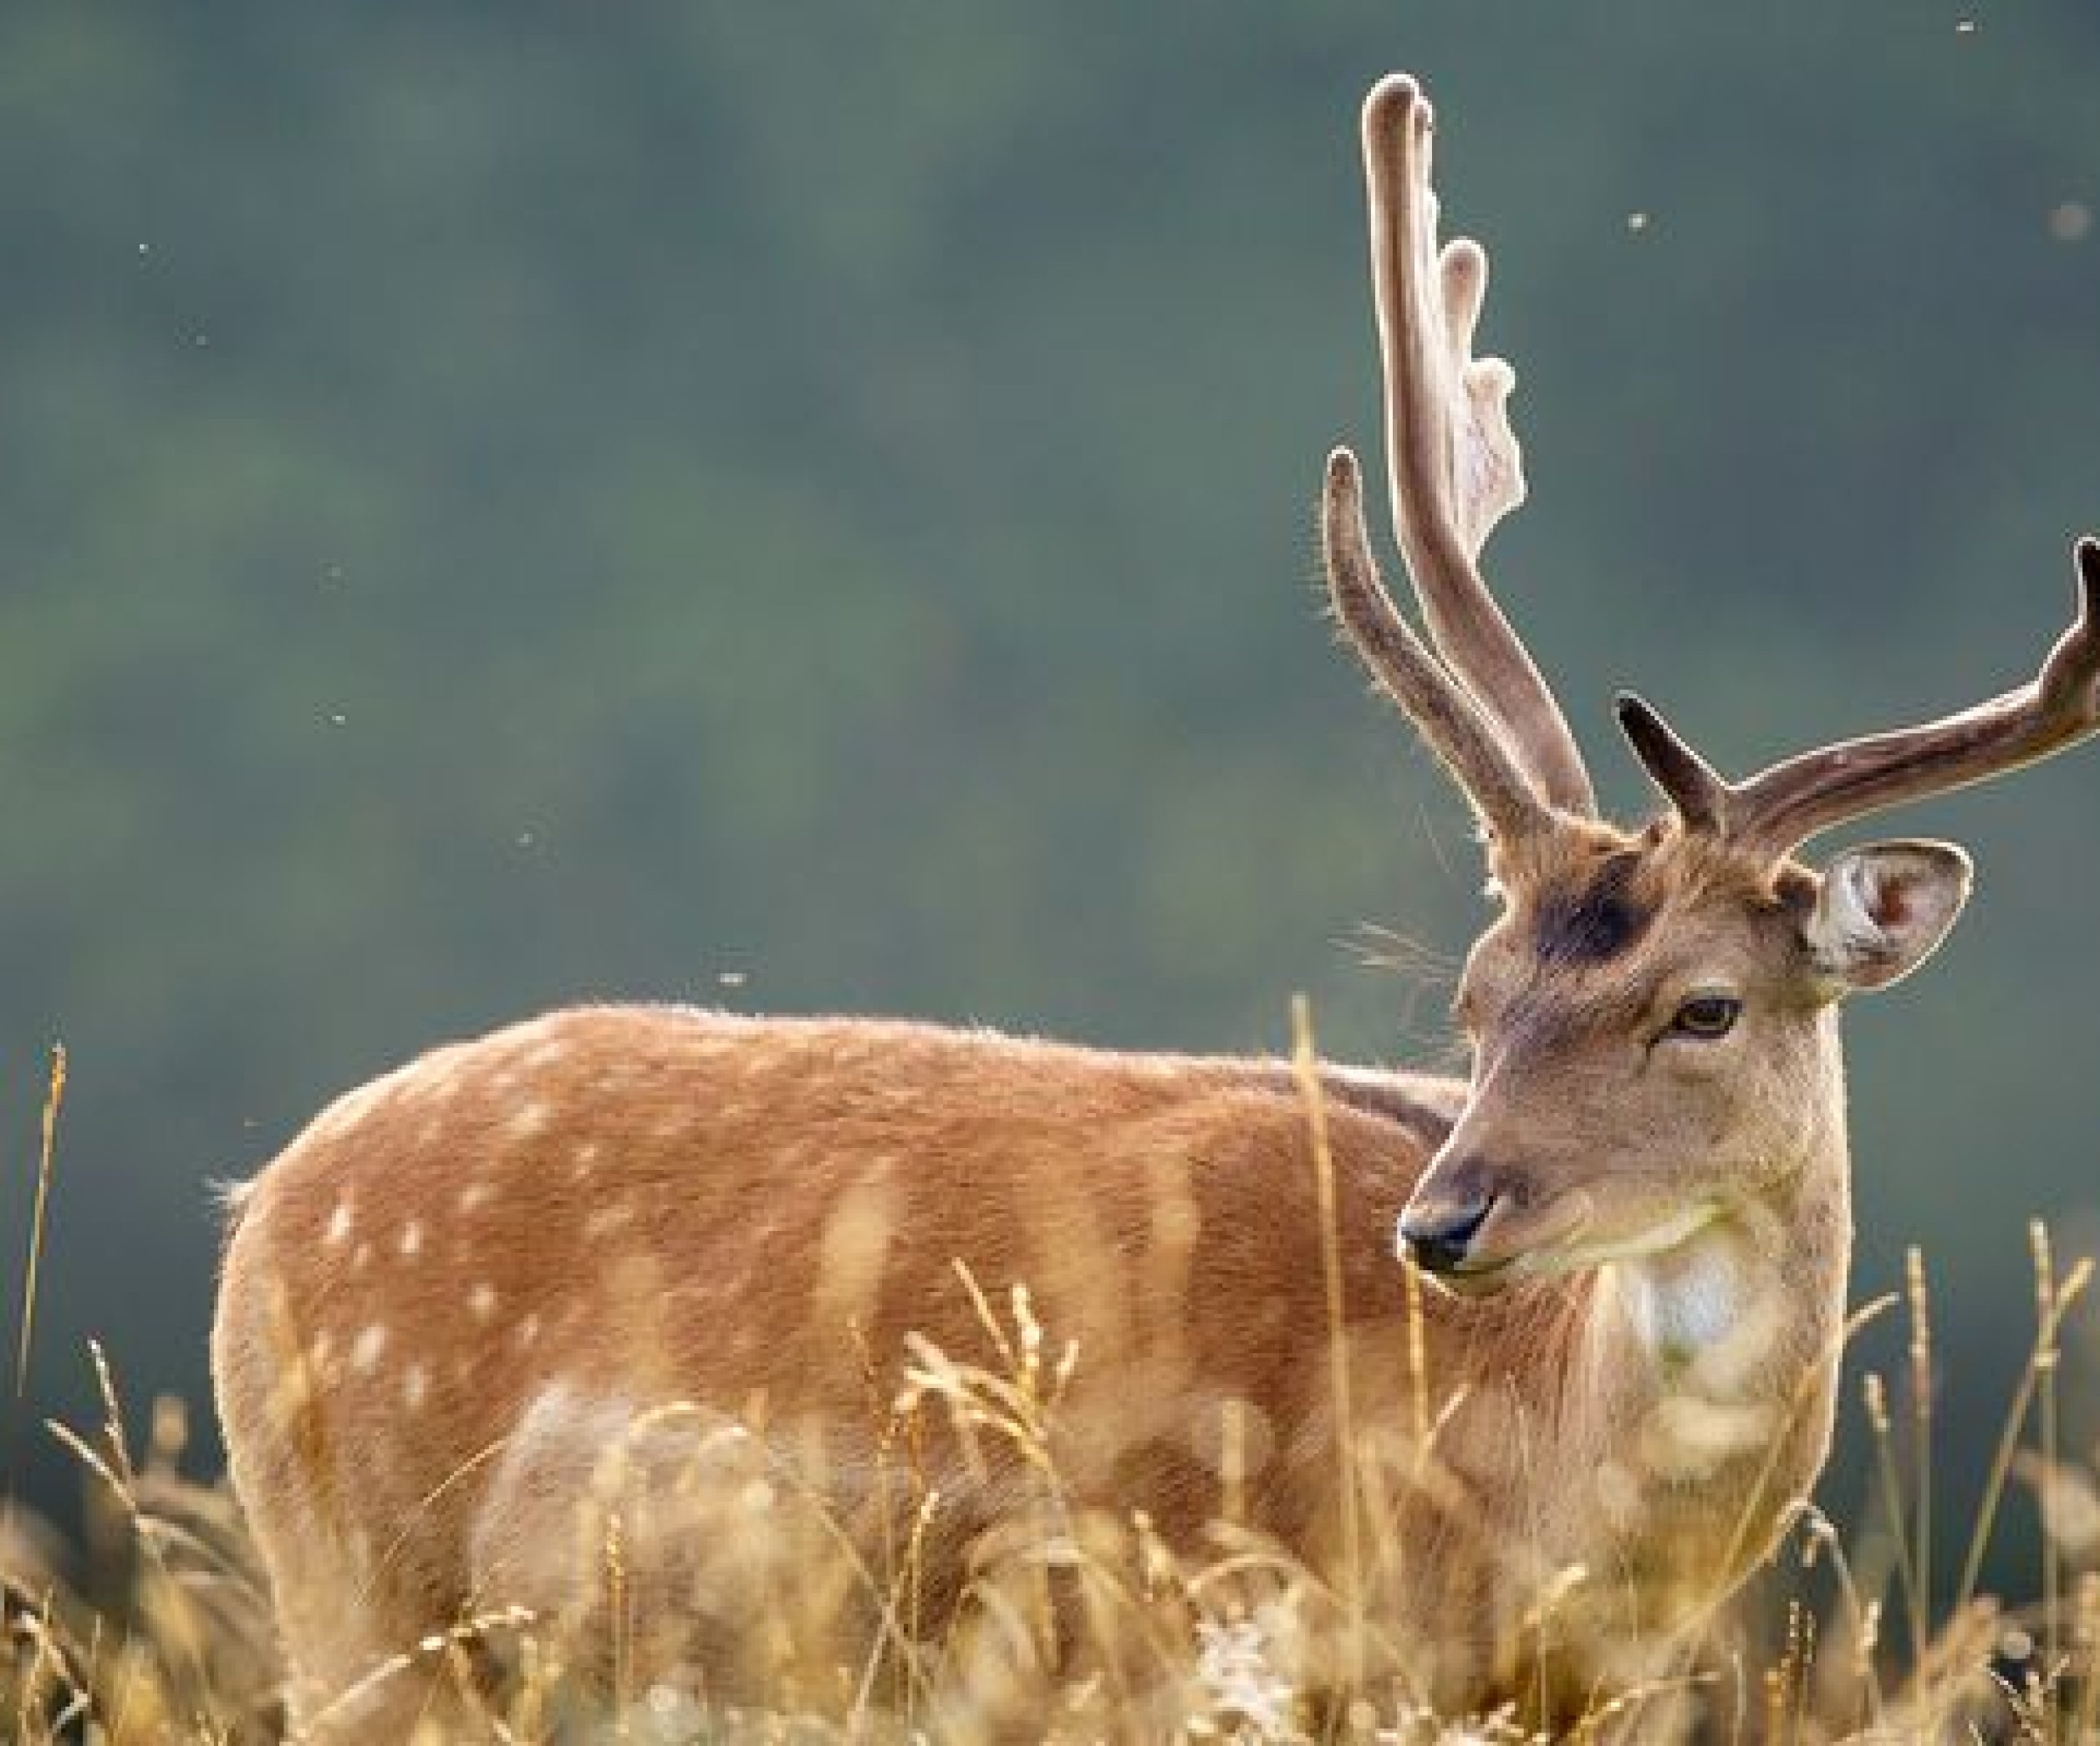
1413;1192;1598;1297
1430;1253;1526;1298
1451;1199;1726;1297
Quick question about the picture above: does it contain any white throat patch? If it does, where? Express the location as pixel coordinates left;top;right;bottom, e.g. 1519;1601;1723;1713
1622;1236;1741;1363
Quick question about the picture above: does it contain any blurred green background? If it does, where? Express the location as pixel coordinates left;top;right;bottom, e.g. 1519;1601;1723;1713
1;3;2095;1553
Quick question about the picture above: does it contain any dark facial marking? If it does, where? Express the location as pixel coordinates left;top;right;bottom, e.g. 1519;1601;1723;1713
1532;853;1654;964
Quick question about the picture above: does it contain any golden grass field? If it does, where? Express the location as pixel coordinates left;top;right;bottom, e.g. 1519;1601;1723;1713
3;1045;2097;1743
3;1251;2099;1741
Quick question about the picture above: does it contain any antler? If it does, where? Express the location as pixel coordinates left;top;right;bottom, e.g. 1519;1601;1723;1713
1325;448;1556;842
1353;74;1596;818
1619;538;2100;855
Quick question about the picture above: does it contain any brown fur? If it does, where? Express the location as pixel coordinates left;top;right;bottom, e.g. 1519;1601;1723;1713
214;850;1862;1736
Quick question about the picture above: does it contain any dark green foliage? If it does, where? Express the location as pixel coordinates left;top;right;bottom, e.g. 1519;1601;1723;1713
0;5;2093;1516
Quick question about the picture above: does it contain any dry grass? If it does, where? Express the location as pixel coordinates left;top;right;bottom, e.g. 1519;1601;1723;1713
5;1054;2097;1740
3;1237;2097;1744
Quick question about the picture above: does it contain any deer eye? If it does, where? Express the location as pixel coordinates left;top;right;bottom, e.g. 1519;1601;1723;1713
1669;993;1742;1039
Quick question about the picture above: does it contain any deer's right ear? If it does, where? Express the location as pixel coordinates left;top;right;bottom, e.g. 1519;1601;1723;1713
1802;840;1973;994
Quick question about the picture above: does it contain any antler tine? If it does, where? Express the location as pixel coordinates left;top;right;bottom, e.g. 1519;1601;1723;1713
1323;447;1555;844
1613;539;2100;855
1719;538;2100;855
1614;692;1729;834
1359;74;1597;818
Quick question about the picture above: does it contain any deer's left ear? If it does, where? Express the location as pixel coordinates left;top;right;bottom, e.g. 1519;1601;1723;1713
1802;840;1973;993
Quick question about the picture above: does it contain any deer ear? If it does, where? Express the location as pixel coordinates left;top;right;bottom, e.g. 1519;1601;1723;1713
1803;840;1973;993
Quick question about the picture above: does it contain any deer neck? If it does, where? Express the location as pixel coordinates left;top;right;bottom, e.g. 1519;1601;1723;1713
1573;1128;1853;1611
1613;1165;1847;1382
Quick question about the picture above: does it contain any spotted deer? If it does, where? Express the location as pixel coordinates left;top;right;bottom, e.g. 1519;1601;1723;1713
213;74;2099;1737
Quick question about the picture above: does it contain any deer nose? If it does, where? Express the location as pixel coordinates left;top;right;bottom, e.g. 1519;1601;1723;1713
1399;1192;1496;1274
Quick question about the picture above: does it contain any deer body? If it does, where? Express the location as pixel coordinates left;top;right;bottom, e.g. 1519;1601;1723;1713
217;994;1848;1731
214;72;2098;1738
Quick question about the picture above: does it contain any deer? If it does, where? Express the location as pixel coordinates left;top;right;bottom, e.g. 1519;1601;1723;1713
212;73;2099;1739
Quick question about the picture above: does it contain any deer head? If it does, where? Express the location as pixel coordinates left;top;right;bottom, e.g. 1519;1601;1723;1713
1328;74;2100;1293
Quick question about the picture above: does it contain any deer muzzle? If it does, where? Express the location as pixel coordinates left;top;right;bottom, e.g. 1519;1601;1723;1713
1398;1155;1596;1294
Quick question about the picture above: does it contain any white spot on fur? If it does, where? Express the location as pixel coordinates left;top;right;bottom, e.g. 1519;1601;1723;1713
351;1325;388;1372
421;1061;466;1100
569;1141;601;1180
457;1181;493;1214
324;1202;353;1246
352;1242;373;1273
470;1283;499;1321
402;1363;429;1409
516;1314;543;1350
584;1204;635;1240
398;1220;424;1258
512;1102;551;1141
